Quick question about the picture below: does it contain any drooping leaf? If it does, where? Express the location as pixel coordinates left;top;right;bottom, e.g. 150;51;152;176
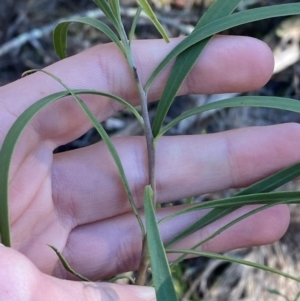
144;185;178;301
0;88;144;246
35;70;145;235
53;17;125;59
48;245;91;281
74;97;146;235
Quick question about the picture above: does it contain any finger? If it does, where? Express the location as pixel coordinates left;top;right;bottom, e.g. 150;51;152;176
0;244;155;301
53;204;289;280
52;123;300;227
0;36;273;146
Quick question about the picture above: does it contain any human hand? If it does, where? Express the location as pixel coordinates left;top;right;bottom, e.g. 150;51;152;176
0;36;299;300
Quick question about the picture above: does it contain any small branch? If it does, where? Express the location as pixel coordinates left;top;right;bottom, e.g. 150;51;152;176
135;236;150;285
132;65;156;200
118;20;157;285
119;23;156;203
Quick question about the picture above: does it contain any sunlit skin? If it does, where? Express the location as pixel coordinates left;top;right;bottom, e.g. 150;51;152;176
0;35;299;300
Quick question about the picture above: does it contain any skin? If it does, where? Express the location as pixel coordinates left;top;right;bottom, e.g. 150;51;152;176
0;35;299;300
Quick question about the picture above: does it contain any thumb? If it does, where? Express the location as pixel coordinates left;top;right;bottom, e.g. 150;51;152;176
0;244;155;301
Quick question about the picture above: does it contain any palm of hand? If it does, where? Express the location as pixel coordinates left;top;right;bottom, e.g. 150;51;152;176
0;37;296;300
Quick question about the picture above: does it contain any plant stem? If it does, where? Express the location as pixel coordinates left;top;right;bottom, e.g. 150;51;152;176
132;64;156;200
135;236;150;285
120;26;156;285
127;49;156;285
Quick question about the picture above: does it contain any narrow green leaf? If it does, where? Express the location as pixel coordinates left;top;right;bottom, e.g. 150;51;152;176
238;164;300;197
53;17;125;59
36;70;146;236
193;145;300;249
144;185;178;301
165;159;300;247
48;245;91;281
164;207;234;248
30;71;144;125
92;0;120;30
196;0;242;29
146;3;300;92
157;96;300;139
163;190;300;247
0;90;68;246
52;22;69;60
163;191;300;224
0;87;143;246
107;0;121;23
129;7;142;44
267;289;289;301
151;40;209;137
136;0;169;42
77;100;146;232
295;292;300;301
173;162;300;264
170;203;279;266
151;0;242;136
167;249;300;283
156;95;300;247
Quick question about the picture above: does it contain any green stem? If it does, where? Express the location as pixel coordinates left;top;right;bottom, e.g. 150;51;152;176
119;23;156;286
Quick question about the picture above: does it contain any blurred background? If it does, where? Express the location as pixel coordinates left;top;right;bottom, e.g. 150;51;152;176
1;0;300;300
